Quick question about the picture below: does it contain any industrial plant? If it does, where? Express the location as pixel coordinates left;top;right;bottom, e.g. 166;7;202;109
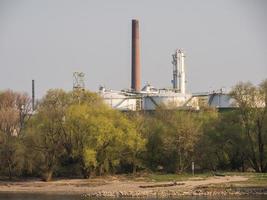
97;19;235;111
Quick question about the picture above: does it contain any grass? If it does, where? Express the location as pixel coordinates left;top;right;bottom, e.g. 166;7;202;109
128;171;267;187
222;172;267;186
240;173;267;187
197;172;267;189
145;172;212;182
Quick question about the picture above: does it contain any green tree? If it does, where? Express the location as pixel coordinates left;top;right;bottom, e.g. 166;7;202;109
196;110;246;171
143;116;169;171
163;111;201;172
64;104;97;178
144;108;202;173
26;89;70;181
230;80;267;172
117;112;146;174
65;98;145;177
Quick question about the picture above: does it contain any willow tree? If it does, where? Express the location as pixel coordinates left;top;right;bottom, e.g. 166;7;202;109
115;112;146;174
26;89;71;181
26;88;106;180
65;104;97;178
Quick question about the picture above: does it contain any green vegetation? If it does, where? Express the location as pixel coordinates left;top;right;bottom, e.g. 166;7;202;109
247;173;267;186
0;80;266;181
146;173;211;182
225;172;267;187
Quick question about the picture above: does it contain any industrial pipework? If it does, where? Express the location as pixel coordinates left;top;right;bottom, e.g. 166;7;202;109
32;79;35;111
131;19;141;92
172;49;186;94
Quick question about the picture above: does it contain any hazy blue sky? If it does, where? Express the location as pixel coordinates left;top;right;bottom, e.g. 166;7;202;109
0;0;266;97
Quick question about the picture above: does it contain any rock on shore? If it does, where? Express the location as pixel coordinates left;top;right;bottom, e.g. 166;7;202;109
81;187;267;199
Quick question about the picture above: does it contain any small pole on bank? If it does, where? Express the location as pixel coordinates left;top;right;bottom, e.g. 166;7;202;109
192;161;195;176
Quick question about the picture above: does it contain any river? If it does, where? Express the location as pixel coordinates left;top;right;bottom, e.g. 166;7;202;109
0;193;266;200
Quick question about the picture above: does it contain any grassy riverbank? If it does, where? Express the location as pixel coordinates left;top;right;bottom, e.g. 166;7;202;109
0;172;266;198
192;172;267;195
148;172;267;183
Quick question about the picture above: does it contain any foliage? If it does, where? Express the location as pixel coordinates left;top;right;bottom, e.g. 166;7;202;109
143;108;202;173
196;110;246;171
0;90;31;179
24;89;145;180
230;80;267;172
0;79;266;179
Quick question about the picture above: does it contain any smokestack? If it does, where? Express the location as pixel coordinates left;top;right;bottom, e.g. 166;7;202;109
32;80;35;111
131;19;141;92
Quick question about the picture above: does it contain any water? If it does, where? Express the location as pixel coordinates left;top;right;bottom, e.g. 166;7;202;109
0;193;80;200
0;193;266;200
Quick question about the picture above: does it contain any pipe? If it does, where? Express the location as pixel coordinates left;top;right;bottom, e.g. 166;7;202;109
179;50;186;94
32;79;35;111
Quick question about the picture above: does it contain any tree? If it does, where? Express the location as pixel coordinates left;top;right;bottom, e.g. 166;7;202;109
62;91;145;177
26;89;70;181
230;80;267;172
116;112;146;174
64;104;97;178
0;90;31;179
144;107;202;173
62;90;102;153
89;109;143;175
163;111;201;172
196;110;246;171
143;116;168;171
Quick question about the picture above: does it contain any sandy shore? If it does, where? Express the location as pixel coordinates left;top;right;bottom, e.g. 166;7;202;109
0;175;266;198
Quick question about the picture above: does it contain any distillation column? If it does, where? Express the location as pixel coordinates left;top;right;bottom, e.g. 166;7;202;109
172;49;186;94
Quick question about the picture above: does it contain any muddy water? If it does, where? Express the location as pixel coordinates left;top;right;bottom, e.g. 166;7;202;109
0;193;266;200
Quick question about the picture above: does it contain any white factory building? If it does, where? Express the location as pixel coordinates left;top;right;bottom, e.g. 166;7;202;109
99;49;200;111
98;47;237;111
99;84;199;111
98;20;237;111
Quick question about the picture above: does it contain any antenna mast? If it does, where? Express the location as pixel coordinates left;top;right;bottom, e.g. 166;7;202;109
73;72;85;92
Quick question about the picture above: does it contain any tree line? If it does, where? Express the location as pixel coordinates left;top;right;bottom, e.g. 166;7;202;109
0;80;266;181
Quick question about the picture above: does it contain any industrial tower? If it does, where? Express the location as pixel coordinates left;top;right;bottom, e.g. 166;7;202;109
172;49;186;94
73;72;85;91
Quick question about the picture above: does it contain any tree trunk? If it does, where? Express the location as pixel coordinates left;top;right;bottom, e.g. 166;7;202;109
133;161;137;174
241;153;245;172
97;164;104;176
257;119;264;172
82;168;91;179
8;160;12;180
246;128;260;172
132;153;137;174
43;169;53;182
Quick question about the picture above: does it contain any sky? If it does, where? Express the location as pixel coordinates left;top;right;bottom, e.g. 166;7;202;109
0;0;266;98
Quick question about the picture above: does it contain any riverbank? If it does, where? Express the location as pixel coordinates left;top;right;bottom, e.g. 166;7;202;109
0;173;266;198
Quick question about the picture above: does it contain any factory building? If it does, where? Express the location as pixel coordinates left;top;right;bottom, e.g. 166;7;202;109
98;19;245;111
192;90;237;110
99;87;138;111
99;19;198;111
208;91;237;109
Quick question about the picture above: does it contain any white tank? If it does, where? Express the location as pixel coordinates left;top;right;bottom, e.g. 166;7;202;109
208;93;236;108
142;90;192;110
99;88;137;111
